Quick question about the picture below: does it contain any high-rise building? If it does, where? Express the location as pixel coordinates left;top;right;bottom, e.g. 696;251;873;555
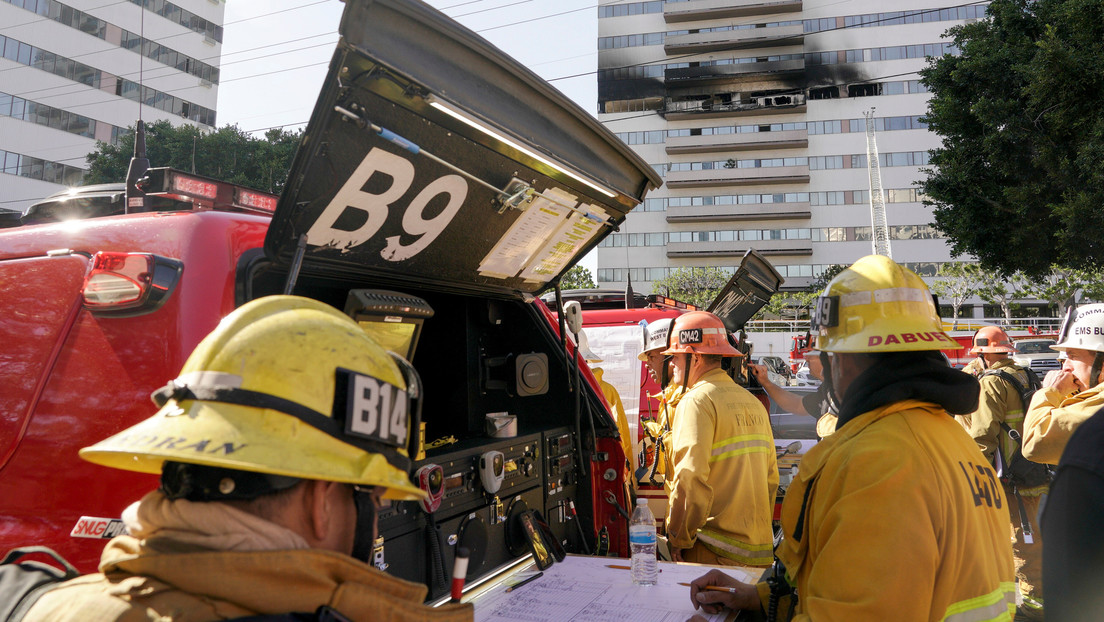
596;0;986;293
0;0;223;213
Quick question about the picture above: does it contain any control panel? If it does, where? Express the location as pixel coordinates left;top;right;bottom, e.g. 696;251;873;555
375;433;545;599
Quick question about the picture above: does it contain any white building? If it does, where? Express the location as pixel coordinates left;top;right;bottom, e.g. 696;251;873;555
0;0;223;213
596;0;987;294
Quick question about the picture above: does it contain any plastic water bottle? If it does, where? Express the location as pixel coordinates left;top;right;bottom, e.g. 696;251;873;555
629;498;658;586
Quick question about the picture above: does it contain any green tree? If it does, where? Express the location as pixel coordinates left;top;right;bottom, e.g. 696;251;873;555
1020;265;1103;316
809;264;847;294
975;271;1029;321
652;266;729;309
920;0;1104;276
930;262;985;326
84;120;302;194
560;265;595;289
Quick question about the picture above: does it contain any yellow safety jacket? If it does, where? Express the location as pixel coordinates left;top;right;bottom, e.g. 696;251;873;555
666;368;778;566
962;357;985;377
1022;383;1104;465
768;399;1017;622
642;384;682;482
953;359;984;432
594;367;632;467
969;360;1029;462
25;535;473;622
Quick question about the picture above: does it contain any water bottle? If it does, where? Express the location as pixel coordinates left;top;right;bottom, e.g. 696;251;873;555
629;498;658;586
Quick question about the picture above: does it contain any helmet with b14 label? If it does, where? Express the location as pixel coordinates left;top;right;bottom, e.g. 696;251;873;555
811;255;959;353
79;295;427;502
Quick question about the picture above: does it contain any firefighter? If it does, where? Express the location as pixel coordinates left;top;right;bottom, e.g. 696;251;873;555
687;255;1016;621
749;334;838;439
24;296;472;622
579;328;633;470
1023;303;1104;464
961;326;1047;620
637;318;679;484
663;311;778;568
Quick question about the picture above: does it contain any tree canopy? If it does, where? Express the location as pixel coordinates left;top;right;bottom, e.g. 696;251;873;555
560;265;596;289
84;120;303;194
652;266;729;309
920;0;1104;276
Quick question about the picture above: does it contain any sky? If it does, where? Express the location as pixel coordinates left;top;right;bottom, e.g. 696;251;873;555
218;0;599;135
218;0;602;274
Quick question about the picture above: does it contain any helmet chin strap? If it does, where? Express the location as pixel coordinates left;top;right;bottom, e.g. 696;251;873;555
819;351;842;413
1091;352;1104;389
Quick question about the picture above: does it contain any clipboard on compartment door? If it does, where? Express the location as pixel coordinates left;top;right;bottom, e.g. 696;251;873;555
478;188;609;284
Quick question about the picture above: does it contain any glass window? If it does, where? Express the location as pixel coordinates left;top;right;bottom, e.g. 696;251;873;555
4;151;21;174
10;97;25;120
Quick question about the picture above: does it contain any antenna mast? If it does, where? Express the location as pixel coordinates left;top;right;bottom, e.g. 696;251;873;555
863;108;892;258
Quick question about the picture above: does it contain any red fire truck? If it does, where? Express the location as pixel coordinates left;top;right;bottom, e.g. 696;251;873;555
0;0;657;600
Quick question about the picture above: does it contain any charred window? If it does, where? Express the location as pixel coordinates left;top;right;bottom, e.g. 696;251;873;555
809;86;839;100
848;83;882;97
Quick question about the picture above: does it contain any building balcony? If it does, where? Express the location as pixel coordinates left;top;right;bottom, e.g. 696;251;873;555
664;94;806;120
664;59;804;88
666;239;813;257
664;0;803;23
665;165;810;188
664;25;804;55
665;128;808;155
666;202;811;223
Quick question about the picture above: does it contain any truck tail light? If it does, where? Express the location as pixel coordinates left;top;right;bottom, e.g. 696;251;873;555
82;252;183;316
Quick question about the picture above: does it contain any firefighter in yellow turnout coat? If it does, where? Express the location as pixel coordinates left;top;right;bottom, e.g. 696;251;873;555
25;297;472;622
663;311;778;568
1023;303;1104;465
687;256;1016;622
960;327;1047;620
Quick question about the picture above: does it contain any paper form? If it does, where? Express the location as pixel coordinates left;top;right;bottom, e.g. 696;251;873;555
518;202;607;283
477;188;578;279
584;325;646;468
472;555;758;622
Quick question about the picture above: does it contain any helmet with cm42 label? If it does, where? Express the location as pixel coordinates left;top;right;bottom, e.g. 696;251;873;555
661;311;741;357
79;295;427;502
811;255;959;354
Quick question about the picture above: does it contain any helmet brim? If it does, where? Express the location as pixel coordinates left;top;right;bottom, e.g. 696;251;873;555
80;399;427;502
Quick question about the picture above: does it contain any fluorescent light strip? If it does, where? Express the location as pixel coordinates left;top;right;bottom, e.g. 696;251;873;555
429;99;617;198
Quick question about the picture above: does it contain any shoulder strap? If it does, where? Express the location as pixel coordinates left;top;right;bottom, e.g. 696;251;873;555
981;369;1028;405
1;546;81;622
1;547;80;577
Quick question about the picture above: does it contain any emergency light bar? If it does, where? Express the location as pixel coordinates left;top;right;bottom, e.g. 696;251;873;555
647;295;699;311
136;168;279;215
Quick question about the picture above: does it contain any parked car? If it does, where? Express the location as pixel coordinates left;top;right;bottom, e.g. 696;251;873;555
753;355;794;385
792;360;821;386
1012;337;1062;374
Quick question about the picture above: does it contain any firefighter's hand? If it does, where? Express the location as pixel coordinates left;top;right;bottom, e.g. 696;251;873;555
688;569;757;614
1044;369;1082;395
671;546;684;562
748;364;770;385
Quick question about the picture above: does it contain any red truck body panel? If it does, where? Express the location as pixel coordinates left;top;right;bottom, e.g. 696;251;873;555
0;211;270;569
